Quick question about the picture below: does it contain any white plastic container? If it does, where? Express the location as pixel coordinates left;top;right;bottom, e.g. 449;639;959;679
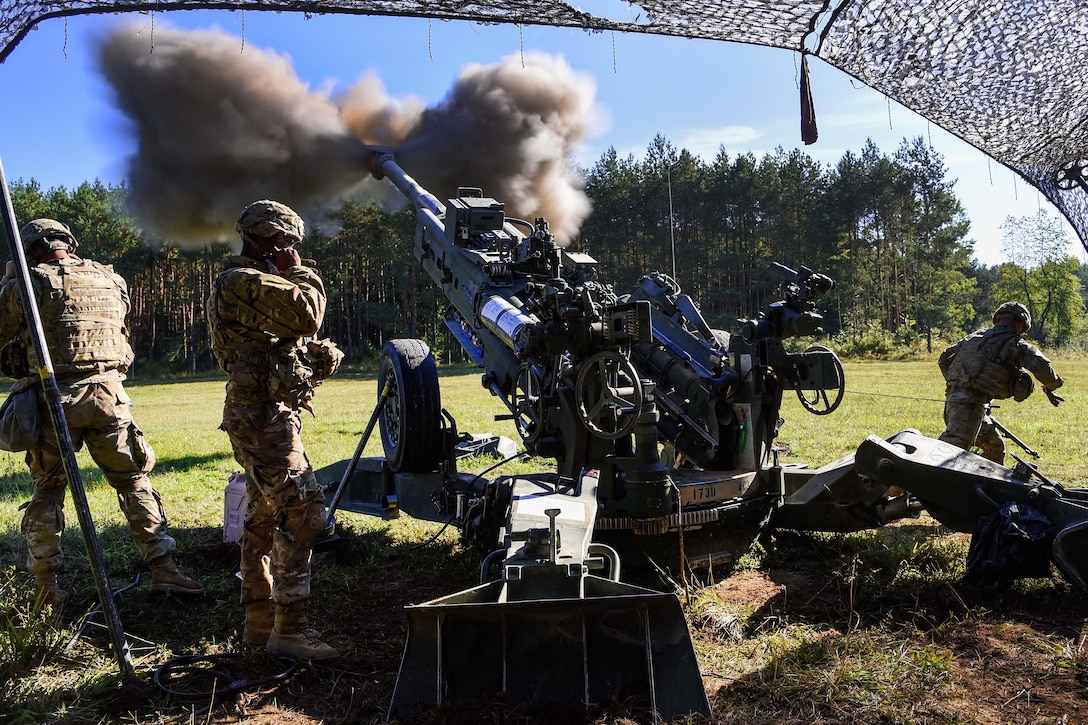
223;472;249;544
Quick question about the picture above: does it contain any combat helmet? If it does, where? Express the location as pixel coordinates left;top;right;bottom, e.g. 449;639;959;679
992;301;1032;332
235;200;305;245
19;218;78;253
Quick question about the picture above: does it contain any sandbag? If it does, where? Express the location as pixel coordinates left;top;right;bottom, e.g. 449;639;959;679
0;386;41;451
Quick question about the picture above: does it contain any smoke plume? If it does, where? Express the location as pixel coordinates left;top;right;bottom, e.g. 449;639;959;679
97;26;372;242
96;24;600;246
391;52;597;243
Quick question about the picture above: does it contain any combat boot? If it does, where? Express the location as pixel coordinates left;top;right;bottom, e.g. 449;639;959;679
33;571;67;610
243;601;275;646
266;602;339;661
149;556;204;595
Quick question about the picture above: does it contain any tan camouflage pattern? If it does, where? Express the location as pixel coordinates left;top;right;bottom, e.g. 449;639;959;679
938;390;1005;463
223;402;328;608
0;256;133;381
992;301;1031;331
939;326;1062;400
0;253;175;575
938;325;1063;464
235;200;305;243
19;379;174;573
302;338;344;382
19;218;78;253
207;256;326;406
209;252;329;611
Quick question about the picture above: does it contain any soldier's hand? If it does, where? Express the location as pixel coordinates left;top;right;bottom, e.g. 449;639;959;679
270;247;302;274
1045;388;1064;406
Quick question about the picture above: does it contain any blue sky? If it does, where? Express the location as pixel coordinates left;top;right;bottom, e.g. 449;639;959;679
0;8;1079;266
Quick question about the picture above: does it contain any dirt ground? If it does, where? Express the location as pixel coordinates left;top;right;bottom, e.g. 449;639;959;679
112;521;1085;725
701;567;1086;725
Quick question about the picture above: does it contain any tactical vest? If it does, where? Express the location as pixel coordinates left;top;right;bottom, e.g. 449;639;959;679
944;328;1021;399
208;270;282;403
209;266;341;410
28;259;133;378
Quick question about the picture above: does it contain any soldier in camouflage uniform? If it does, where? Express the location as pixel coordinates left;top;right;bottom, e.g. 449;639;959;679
0;219;203;608
938;302;1064;464
208;200;339;661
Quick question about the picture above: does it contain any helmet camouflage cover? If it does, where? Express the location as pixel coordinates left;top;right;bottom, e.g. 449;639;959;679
235;200;305;244
992;301;1032;332
19;218;78;253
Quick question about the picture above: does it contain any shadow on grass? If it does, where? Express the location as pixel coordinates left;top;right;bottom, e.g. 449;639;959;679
149;451;234;475
8;508;1085;725
0;449;233;506
0;463;105;504
4;517;483;724
121;376;225;387
749;524;1088;638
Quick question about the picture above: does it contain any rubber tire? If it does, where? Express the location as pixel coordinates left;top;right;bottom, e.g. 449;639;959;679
378;339;443;473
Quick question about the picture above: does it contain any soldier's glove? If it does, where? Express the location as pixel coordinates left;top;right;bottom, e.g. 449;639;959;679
1045;388;1064;406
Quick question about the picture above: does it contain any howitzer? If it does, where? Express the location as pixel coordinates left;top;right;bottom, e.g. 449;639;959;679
319;148;855;720
360;149;860;562
317;148;1088;720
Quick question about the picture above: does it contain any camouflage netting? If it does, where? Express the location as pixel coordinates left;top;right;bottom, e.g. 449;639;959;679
2;0;1087;250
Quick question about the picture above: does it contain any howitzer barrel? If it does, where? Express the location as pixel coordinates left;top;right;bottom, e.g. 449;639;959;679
369;148;444;218
343;145;883;721
365;146;531;401
368;148;455;274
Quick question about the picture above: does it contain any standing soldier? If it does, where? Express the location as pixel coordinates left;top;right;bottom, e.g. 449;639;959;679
938;301;1064;464
0;219;203;607
208;200;342;661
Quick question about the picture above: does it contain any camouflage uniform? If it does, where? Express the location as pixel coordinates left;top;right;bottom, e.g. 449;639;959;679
938;323;1062;464
208;241;331;646
0;245;186;591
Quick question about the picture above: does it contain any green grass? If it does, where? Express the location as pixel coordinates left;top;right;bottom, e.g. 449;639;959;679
0;572;69;681
3;359;1082;560
778;358;1088;485
0;359;1085;723
0;367;517;723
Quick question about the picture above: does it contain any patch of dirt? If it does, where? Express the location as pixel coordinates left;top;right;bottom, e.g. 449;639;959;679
707;570;787;612
697;566;1087;725
32;524;1087;725
937;619;1087;724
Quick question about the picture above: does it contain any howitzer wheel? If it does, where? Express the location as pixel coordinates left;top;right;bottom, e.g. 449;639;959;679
796;345;844;415
378;339;444;472
575;351;643;440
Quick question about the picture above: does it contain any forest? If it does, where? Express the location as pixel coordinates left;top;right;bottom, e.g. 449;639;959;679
5;134;1085;376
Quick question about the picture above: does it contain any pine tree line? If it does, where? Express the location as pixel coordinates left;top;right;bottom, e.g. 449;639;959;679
6;135;1083;375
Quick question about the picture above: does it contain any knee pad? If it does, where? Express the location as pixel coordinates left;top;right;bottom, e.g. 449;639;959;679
279;501;329;550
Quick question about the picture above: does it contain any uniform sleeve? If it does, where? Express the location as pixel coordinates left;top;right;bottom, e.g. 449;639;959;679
1018;341;1062;390
220;265;326;339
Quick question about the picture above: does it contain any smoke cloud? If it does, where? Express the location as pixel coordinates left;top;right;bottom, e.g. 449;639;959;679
392;52;597;243
95;24;600;246
97;26;372;242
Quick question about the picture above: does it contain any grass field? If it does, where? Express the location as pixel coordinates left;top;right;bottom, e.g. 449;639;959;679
1;358;1086;724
